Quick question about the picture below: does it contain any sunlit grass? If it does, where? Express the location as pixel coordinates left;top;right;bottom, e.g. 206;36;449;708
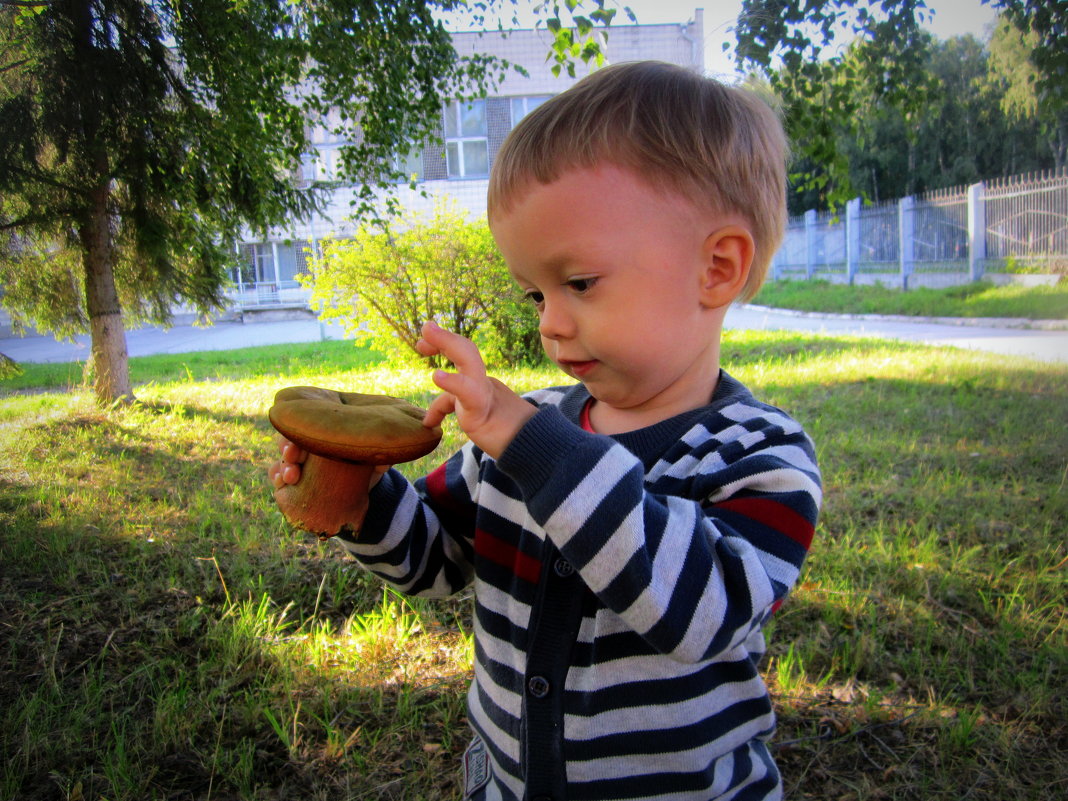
752;278;1068;320
1;331;1065;799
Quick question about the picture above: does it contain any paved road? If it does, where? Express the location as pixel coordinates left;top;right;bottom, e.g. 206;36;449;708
1;306;1066;365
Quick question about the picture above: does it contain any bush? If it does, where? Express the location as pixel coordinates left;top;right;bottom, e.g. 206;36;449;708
304;203;543;367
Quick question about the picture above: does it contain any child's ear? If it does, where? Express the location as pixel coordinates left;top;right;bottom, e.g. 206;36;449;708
699;225;754;309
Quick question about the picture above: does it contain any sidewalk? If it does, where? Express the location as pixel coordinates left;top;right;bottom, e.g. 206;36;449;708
0;318;349;365
1;307;1065;365
725;305;1068;364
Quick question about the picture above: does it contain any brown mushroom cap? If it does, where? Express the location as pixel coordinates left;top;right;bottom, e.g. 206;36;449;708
269;386;442;465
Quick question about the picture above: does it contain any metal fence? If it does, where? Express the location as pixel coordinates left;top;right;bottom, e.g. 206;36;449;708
771;169;1067;289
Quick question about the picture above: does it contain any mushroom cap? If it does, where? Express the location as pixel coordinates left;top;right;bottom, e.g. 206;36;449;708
269;386;442;465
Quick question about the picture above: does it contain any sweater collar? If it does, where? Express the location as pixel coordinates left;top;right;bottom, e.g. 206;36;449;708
554;371;752;463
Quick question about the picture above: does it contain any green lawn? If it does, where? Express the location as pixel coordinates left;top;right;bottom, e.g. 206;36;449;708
751;278;1068;320
1;334;1065;800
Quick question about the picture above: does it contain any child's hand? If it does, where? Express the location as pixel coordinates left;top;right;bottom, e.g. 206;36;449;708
269;436;388;536
417;321;536;460
269;437;307;489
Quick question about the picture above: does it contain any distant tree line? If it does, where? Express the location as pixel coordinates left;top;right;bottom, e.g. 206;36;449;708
780;24;1059;214
737;1;1066;214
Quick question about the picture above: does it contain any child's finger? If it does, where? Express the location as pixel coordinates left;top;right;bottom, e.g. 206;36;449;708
281;462;301;486
432;367;494;416
282;441;307;465
268;459;301;489
420;321;487;380
423;391;457;428
276;436;307;464
415;336;440;358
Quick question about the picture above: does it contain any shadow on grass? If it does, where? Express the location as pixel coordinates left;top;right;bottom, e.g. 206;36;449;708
0;405;471;799
768;585;1065;800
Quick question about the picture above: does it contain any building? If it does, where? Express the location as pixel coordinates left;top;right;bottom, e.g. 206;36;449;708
227;9;705;316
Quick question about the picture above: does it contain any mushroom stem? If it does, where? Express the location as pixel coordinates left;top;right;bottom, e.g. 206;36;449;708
274;453;376;538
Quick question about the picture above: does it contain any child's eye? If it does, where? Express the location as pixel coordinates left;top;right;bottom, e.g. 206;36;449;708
566;277;597;294
523;290;545;309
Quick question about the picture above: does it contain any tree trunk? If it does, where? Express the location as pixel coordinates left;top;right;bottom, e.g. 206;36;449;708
80;180;133;405
69;0;133;405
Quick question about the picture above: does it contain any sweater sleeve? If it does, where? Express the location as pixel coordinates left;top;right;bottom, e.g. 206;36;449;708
495;403;821;663
334;441;482;599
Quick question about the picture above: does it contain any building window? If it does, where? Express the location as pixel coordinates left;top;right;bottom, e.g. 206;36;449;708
304;108;350;182
323;147;345;182
510;95;551;126
309;107;346;146
444;99;488;178
299;152;317;183
394;147;424;182
234;243;274;288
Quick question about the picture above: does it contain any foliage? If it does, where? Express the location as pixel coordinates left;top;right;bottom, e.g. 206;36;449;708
541;0;634;77
987;15;1067;169
993;0;1068;111
1;336;1065;799
735;0;1067;210
476;255;545;367
783;32;1051;212
736;0;936;209
0;0;614;403
0;351;21;379
306;203;542;367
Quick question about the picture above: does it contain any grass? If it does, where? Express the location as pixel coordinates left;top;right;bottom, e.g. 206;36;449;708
751;278;1068;321
1;334;1066;800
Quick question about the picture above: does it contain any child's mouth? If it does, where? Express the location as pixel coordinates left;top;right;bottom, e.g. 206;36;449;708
561;359;597;378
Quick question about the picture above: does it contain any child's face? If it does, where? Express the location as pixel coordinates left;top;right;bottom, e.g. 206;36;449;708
491;164;731;428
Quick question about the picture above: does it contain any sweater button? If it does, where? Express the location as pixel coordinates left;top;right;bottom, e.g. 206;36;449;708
553;558;574;577
527;675;550;698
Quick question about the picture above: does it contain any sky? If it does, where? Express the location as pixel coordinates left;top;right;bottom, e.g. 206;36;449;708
444;1;1002;81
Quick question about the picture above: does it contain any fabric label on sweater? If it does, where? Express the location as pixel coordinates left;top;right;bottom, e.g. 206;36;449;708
463;735;490;797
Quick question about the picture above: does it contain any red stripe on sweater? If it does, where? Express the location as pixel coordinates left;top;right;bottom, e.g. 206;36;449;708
715;497;814;549
425;462;464;514
475;528;542;584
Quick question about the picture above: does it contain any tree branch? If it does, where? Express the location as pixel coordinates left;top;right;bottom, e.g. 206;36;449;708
7;160;91;196
0;208;77;230
0;57;31;74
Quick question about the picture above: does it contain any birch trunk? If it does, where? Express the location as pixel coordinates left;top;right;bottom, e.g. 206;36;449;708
80;180;133;405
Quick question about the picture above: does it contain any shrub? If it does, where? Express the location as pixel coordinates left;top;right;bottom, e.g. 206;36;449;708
304;203;543;367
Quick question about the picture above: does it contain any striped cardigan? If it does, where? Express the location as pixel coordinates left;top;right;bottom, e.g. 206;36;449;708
337;372;821;800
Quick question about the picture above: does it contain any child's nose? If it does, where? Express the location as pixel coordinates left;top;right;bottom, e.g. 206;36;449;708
537;300;575;340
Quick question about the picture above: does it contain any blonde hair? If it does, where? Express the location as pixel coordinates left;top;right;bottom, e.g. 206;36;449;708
488;61;788;300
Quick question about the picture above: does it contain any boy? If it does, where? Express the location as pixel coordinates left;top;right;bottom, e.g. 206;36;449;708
270;61;821;800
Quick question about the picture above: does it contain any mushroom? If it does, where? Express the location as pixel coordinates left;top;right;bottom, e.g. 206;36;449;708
269;386;442;538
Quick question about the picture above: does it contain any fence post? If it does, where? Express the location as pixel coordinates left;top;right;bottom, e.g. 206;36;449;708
899;196;914;290
968;182;986;281
804;209;818;279
846;197;861;285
